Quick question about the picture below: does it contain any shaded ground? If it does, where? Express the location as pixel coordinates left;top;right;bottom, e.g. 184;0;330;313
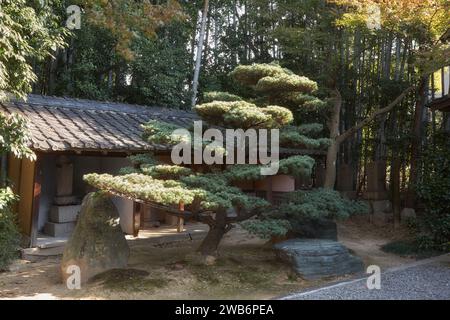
0;217;418;300
0;226;320;300
337;215;415;268
282;254;450;300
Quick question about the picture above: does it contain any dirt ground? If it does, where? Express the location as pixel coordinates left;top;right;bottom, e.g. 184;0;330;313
0;217;414;300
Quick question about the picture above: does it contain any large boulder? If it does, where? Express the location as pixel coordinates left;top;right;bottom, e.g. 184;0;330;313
60;192;129;284
288;218;337;241
274;239;364;279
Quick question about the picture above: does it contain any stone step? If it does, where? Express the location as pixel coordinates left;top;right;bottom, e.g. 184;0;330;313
44;221;76;237
21;246;65;262
49;205;81;223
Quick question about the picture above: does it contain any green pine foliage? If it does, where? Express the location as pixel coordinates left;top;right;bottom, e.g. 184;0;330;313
278;188;369;220
84;62;333;249
142;120;190;146
194;101;293;129
242;188;369;238
203;91;243;103
84;172;269;212
255;73;318;95
229;63;289;86
225;156;315;181
280;126;331;150
240;219;292;239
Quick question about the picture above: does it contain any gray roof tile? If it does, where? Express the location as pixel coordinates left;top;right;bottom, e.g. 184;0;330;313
0;94;197;152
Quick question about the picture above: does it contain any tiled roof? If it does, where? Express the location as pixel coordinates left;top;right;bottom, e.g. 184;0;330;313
0;95;198;153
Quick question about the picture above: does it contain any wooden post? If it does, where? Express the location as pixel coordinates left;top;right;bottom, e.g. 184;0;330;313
30;158;41;248
177;201;184;233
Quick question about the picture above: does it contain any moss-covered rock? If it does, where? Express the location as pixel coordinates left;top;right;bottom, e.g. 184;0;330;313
60;192;129;284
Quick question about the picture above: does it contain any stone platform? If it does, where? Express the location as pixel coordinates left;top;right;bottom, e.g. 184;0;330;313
274;239;364;280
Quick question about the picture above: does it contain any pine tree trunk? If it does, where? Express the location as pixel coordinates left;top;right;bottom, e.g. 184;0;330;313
198;209;228;256
198;225;227;256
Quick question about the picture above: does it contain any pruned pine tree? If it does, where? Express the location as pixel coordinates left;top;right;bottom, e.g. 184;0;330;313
84;63;331;257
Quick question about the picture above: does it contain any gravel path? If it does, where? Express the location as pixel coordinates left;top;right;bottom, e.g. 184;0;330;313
282;254;450;300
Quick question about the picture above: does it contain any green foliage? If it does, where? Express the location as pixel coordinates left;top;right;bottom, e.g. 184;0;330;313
203;91;243;103
80;0;184;61
84;173;197;207
140;165;193;180
381;240;444;258
84;172;269;212
0;0;66;101
278;156;316;178
222;104;272;129
142;120;188;145
416;132;450;251
381;240;419;256
256;74;318;95
262;106;294;128
242;188;368;238
0;188;20;270
225;156;315;182
0;113;35;160
0;187;17;210
127;21;192;107
278;188;369;220
201;62;328;156
240;219;291;239
225;165;265;182
51;22;118;100
297;123;324;136
194;101;293;129
128;153;157;166
230;63;288;86
280;126;331;150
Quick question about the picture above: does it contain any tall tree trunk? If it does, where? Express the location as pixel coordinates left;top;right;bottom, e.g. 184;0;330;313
191;0;210;108
392;156;401;228
325;86;414;189
406;77;427;207
1;153;7;188
324;89;342;188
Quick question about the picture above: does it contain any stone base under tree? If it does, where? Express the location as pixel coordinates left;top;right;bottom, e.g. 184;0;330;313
274;239;364;279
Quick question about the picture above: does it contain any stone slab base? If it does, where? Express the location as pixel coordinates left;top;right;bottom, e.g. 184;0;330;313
50;205;81;223
44;222;75;237
54;195;79;206
274;239;364;280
